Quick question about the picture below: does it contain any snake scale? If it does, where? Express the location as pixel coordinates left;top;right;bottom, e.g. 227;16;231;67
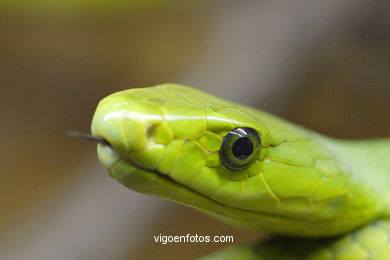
91;84;390;260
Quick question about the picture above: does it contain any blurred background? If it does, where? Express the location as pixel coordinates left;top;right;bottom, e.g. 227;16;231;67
0;0;389;259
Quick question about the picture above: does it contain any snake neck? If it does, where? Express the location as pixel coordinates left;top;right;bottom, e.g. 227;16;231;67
317;136;390;217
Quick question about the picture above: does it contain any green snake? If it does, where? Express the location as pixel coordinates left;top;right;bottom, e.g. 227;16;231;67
91;84;390;260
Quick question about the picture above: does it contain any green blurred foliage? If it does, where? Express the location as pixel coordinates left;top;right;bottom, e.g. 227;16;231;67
0;0;198;15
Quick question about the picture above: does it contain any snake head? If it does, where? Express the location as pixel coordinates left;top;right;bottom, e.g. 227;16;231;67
91;84;379;236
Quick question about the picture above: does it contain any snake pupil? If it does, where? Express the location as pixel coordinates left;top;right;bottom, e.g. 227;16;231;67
220;127;261;171
232;137;253;160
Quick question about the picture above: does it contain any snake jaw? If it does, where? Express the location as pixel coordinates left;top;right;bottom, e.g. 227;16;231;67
97;144;369;237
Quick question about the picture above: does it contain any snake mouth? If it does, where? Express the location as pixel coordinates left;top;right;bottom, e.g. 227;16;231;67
98;143;361;237
103;147;330;231
101;146;250;220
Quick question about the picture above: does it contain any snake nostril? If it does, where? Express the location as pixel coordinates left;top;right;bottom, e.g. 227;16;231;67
147;125;157;139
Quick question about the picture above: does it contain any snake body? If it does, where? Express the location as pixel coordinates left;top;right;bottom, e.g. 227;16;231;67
91;84;390;259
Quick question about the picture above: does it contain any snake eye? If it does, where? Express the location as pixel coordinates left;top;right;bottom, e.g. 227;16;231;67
220;127;261;171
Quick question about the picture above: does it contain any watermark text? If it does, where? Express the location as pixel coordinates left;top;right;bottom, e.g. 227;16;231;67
154;234;234;245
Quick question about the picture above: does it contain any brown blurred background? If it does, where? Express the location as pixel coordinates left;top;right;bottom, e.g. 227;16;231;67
0;0;389;259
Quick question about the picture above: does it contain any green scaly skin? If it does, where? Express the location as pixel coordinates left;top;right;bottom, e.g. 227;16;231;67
91;84;390;259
